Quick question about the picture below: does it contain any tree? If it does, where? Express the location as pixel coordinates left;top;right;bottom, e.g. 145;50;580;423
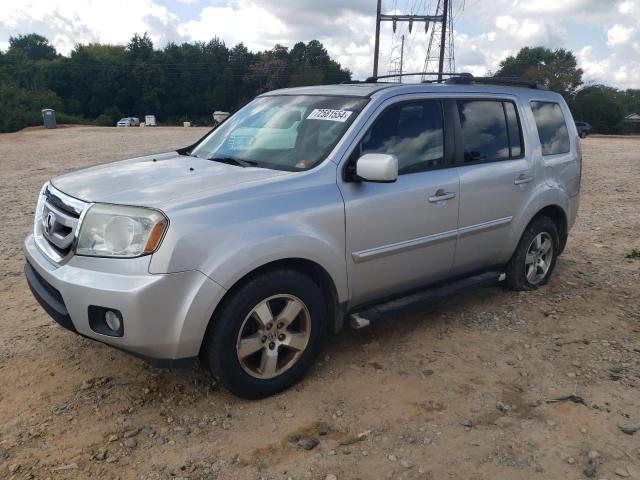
495;47;583;98
572;85;625;133
0;33;350;132
7;33;57;61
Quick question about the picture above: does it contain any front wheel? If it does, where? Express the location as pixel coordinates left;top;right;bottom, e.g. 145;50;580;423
504;216;559;291
201;270;327;399
580;131;587;138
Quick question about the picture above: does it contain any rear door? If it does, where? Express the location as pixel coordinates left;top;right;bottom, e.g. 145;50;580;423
452;97;535;274
338;97;460;306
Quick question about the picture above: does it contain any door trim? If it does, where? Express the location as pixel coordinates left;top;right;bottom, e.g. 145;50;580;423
457;216;513;238
352;216;512;263
352;228;457;263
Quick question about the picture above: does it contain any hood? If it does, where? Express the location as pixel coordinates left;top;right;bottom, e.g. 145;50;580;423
51;152;290;206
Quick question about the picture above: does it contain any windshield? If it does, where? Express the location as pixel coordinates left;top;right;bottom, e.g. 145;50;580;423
191;95;368;171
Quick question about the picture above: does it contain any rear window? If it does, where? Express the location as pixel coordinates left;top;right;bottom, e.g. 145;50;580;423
457;100;523;163
530;101;570;155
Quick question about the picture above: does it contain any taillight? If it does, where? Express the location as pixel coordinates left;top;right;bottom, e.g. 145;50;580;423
576;135;583;191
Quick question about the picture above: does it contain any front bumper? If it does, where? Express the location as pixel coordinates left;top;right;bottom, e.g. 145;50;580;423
24;234;226;366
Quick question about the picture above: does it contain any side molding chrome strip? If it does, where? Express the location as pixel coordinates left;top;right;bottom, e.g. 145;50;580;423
352;228;458;263
351;216;513;264
457;216;513;238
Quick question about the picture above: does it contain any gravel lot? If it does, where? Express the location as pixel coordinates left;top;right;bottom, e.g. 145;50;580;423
0;127;639;480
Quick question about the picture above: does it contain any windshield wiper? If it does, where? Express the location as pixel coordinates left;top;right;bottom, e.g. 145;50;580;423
207;155;258;168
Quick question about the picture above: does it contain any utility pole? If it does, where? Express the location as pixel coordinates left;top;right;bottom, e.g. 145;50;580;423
437;0;449;82
372;0;443;79
399;35;405;82
373;0;382;78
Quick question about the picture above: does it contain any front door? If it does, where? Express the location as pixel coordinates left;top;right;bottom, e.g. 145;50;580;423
338;98;460;306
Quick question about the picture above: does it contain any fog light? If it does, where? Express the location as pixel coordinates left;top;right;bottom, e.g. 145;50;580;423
88;306;124;337
105;310;121;332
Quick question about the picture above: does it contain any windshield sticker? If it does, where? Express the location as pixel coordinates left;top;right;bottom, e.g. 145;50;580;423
307;109;353;122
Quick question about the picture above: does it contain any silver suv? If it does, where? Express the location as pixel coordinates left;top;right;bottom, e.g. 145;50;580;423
24;78;581;398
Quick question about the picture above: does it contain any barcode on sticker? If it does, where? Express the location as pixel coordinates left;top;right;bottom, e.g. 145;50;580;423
307;109;353;122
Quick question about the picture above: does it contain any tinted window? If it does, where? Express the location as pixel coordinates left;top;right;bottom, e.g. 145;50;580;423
530;101;570;155
457;100;509;163
360;100;445;174
504;102;522;158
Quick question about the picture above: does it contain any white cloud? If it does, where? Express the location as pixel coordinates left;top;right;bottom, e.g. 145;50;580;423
607;24;634;46
0;0;185;55
618;1;636;14
0;0;639;88
177;4;289;50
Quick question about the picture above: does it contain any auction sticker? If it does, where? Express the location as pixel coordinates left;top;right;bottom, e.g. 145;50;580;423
307;109;353;122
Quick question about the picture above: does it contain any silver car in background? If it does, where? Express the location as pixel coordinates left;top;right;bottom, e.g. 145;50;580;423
24;78;581;398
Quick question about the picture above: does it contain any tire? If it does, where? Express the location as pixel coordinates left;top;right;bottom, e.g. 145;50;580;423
580;131;587;139
504;216;560;291
201;269;327;399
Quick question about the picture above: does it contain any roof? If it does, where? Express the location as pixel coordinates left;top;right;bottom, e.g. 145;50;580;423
624;112;640;122
260;83;393;98
262;81;564;102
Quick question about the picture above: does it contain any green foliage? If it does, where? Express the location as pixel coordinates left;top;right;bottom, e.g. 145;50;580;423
572;85;625;133
0;33;351;133
496;46;640;133
0;83;62;132
8;34;57;61
626;248;640;259
495;47;583;98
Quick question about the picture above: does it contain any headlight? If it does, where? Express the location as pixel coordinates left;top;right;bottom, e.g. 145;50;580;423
76;204;168;258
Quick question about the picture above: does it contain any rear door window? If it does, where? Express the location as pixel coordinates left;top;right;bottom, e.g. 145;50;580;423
530;101;570;155
457;100;510;163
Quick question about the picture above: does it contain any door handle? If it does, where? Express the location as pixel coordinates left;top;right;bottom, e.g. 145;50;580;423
514;174;533;185
428;189;456;203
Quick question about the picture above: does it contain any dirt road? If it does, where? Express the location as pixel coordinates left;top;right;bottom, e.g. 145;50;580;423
0;127;638;480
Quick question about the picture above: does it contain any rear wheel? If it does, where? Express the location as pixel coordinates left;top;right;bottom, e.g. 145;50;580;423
504;216;559;291
201;269;327;399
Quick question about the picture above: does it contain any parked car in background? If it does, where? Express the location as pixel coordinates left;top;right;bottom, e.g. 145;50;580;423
575;121;591;138
25;77;581;399
116;117;140;127
145;115;157;127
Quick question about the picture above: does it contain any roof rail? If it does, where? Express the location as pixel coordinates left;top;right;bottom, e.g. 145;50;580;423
360;72;546;90
364;72;473;83
445;75;547;90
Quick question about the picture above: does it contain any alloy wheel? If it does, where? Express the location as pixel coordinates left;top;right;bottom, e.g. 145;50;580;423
236;294;311;379
525;232;554;285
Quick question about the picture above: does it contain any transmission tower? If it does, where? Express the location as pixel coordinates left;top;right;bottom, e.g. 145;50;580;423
421;0;455;81
372;0;444;79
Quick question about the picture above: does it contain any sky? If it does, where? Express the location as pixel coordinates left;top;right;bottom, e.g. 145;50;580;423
0;0;638;89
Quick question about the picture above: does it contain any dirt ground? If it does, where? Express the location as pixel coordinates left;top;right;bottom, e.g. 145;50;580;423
0;127;639;480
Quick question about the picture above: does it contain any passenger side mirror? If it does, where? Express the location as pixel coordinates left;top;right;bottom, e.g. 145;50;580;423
355;153;398;183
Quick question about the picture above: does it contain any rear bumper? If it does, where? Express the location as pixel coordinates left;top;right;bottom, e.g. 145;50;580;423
24;234;226;367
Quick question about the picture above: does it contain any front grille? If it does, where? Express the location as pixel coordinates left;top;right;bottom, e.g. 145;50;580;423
34;184;89;263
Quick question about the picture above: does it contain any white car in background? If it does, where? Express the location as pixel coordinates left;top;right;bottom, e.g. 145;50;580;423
116;117;140;127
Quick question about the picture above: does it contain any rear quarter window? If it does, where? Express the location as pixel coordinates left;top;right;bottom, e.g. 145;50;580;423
530;101;570;155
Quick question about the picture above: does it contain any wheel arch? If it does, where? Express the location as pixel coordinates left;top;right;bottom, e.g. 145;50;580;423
512;203;568;258
534;204;568;253
199;257;343;357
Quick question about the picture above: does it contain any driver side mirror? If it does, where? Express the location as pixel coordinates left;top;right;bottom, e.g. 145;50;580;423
355;153;398;183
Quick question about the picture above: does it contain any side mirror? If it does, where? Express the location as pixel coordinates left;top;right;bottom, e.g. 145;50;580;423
355;153;398;183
